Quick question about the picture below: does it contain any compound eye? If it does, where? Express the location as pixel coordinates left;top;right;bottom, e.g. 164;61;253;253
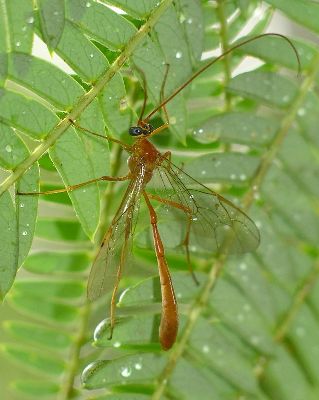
129;126;142;136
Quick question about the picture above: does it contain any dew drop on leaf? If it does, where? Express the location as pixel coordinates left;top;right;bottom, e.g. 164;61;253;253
239;262;247;271
239;173;247;181
237;313;244;322
120;366;132;378
202;345;210;354
93;319;107;340
179;14;186;23
169;116;177;125
282;95;290;103
251;335;261;345
297;108;306;116
134;362;142;370
243;303;251;312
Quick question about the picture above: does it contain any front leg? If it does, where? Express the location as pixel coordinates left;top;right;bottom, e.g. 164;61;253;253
17;174;131;196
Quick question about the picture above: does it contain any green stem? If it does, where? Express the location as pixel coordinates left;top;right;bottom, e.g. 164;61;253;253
254;259;319;380
275;260;319;342
242;52;319;210
0;0;11;52
151;51;319;400
96;143;124;244
58;303;90;400
216;0;231;110
0;0;173;197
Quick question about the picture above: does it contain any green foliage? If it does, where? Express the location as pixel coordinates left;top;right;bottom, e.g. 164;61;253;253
0;0;319;399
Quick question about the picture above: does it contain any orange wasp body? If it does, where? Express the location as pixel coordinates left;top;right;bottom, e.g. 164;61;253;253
19;33;300;350
89;135;180;350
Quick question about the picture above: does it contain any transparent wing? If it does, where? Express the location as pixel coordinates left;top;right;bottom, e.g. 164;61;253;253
148;156;260;255
87;176;143;301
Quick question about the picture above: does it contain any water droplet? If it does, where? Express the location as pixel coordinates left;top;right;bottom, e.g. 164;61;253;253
16;41;21;47
243;303;251;312
187;18;193;24
113;341;121;348
253;191;260;200
108;96;113;100
255;220;262;229
27;16;34;24
297;108;306;117
251;335;260;345
22;231;28;236
239;173;247;181
202;345;210;353
120;366;132;378
175;51;183;59
20;203;25;208
230;173;236;180
5;145;12;153
86;1;91;7
239;262;247;271
134;362;142;370
237;313;244;322
201;170;206;175
89;53;94;58
169;116;177;125
179;14;186;23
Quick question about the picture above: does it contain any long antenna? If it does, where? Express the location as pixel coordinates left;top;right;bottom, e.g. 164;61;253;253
133;65;148;124
143;33;301;123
